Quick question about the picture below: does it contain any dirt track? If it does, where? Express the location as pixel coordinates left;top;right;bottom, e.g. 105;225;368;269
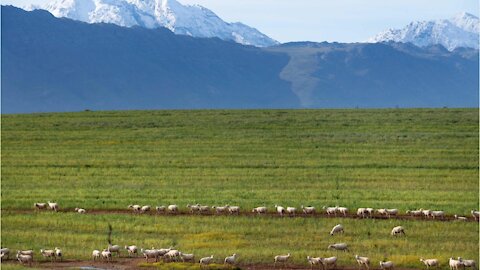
1;257;423;270
6;208;479;223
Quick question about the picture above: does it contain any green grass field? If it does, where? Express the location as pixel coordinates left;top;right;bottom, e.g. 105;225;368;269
1;109;479;268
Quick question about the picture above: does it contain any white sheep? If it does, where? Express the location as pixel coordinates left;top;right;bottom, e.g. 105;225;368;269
336;206;349;216
224;253;238;265
156;205;166;213
357;208;367;218
168;204;179;213
101;249;112;262
125;245;138;257
54;247;62;261
406;210;423;217
449;258;464;270
458;257;477;270
454;215;468;221
274;253;291;268
1;248;10;260
380;261;394;270
199;255;214;268
377;209;398;218
430;211;445;220
74;207;86;214
47;201;59;212
355;255;370;270
365;208;374;217
140;205;151;213
199;205;210;214
179;252;195;262
275;205;286;216
328;243;348;251
252;206;267;215
17;250;34;256
16;253;33;266
141;248;160;262
471;210;479;221
34;203;47;210
164;249;180;262
212;205;229;214
324;206;337;216
420;258;439;269
107;244;121;257
307;256;322;269
286;207;297;216
421;209;432;219
187;204;200;213
320;256;337;270
391;226;406;236
228;206;240;215
92;250;101;260
301;205;316;215
128;204;141;212
40;249;56;261
330;224;344;236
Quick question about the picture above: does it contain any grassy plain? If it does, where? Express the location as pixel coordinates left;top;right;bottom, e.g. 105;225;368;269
1;109;479;268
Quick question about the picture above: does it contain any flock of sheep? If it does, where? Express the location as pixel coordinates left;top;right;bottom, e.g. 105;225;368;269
33;201;480;222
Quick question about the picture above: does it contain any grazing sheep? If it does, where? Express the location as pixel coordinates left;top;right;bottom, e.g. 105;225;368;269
471;210;479;221
224;253;238;265
1;248;10;260
252;206;267;215
377;209;398;218
34;203;47;210
164;249;180;262
74;208;86;214
198;205;210;214
330;224;344;236
449;258;464;270
140;205;151;213
328;243;348;252
92;250;101;261
128;204;141;212
125;245;138;257
17;250;34;256
200;255;214;268
156;206;166;213
406;210;423;217
380;261;394;270
336;206;349;217
307;256;322;269
323;206;337;216
107;244;121;257
40;249;56;261
286;207;297;216
187;204;200;213
168;204;179;213
101;249;112;262
141;248;160;262
54;247;62;261
430;211;445;220
274;253;291;268
357;208;367;218
228;206;240;215
179;252;195;262
420;258;439;269
458;257;477;270
301;205;316;215
454;215;468;221
355;255;370;270
421;209;432;219
16;253;33;266
365;208;374;218
377;208;388;216
275;205;286;216
391;226;406;236
212;205;229;214
47;201;59;212
320;256;338;270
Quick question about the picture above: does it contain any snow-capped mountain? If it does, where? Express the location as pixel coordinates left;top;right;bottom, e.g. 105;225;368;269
25;0;278;47
369;12;479;51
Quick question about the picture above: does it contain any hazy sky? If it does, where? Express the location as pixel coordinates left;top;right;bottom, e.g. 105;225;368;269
2;0;479;42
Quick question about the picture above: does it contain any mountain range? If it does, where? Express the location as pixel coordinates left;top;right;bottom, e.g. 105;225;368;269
26;0;278;47
1;6;478;113
369;12;479;51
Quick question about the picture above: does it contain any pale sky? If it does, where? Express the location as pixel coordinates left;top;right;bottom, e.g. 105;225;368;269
2;0;479;42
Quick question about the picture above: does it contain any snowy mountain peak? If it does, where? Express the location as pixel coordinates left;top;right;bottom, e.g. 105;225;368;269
27;0;278;47
369;12;479;51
